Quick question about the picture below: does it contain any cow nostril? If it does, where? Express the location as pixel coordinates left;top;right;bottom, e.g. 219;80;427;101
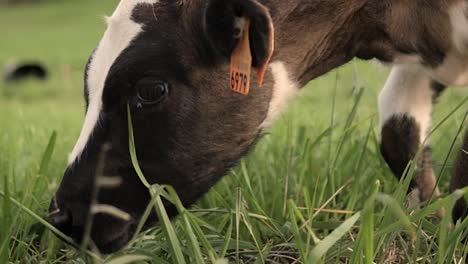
49;210;73;236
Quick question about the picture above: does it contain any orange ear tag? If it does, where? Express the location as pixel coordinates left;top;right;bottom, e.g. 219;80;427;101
255;18;275;87
230;18;252;95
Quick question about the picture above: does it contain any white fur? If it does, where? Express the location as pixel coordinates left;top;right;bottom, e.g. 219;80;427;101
450;2;468;54
68;0;159;165
379;3;468;144
392;54;420;65
260;61;299;128
429;2;468;86
430;51;468;86
378;64;434;144
389;2;468;87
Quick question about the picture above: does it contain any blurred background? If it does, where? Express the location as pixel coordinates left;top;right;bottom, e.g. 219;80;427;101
0;3;123;257
0;0;117;181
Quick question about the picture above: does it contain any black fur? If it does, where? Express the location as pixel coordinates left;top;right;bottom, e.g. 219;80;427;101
380;114;421;188
430;80;446;103
451;130;468;222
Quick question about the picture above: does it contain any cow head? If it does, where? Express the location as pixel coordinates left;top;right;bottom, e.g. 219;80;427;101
48;0;280;253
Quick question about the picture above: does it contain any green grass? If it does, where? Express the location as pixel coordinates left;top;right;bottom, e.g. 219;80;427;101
1;1;468;263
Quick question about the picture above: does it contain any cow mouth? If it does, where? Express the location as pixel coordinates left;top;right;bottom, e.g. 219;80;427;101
86;218;137;254
48;197;136;254
92;227;134;254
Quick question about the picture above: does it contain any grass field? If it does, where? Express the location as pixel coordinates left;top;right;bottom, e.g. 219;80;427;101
1;1;468;263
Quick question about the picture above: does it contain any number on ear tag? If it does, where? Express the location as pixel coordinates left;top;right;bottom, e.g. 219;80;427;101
230;18;252;95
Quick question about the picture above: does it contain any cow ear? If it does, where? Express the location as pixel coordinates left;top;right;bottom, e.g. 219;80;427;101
203;0;274;81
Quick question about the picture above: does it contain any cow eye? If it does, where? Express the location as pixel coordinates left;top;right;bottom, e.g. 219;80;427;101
136;78;169;104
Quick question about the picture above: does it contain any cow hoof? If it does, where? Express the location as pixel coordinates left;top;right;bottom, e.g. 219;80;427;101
406;188;446;218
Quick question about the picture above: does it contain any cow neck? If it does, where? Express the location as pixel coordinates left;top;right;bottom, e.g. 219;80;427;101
265;0;376;86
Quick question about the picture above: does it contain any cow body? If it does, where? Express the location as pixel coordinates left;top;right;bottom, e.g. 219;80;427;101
49;0;468;253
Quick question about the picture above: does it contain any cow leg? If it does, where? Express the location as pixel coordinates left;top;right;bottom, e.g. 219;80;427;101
378;64;445;214
450;129;468;222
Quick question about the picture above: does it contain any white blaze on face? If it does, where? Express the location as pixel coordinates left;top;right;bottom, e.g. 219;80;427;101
68;0;159;165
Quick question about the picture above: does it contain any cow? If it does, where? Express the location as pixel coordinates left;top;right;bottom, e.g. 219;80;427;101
48;0;468;254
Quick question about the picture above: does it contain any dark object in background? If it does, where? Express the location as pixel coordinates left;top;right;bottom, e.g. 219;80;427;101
3;62;48;82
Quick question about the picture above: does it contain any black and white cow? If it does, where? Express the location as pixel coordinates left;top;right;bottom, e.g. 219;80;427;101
48;0;468;253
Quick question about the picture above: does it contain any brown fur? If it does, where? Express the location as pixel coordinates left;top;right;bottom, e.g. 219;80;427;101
261;0;458;85
265;0;459;212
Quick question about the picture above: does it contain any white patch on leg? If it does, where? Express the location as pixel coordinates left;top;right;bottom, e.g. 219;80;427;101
68;0;159;165
378;64;434;144
260;61;299;129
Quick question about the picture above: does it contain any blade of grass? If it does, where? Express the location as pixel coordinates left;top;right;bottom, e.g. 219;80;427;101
350;181;379;264
0;173;11;263
308;212;361;263
437;189;466;263
165;185;214;264
105;255;151;264
288;199;308;260
376;193;415;239
38;130;57;175
220;216;233;258
235;188;242;264
0;190;103;261
240;203;266;263
127;104;186;264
